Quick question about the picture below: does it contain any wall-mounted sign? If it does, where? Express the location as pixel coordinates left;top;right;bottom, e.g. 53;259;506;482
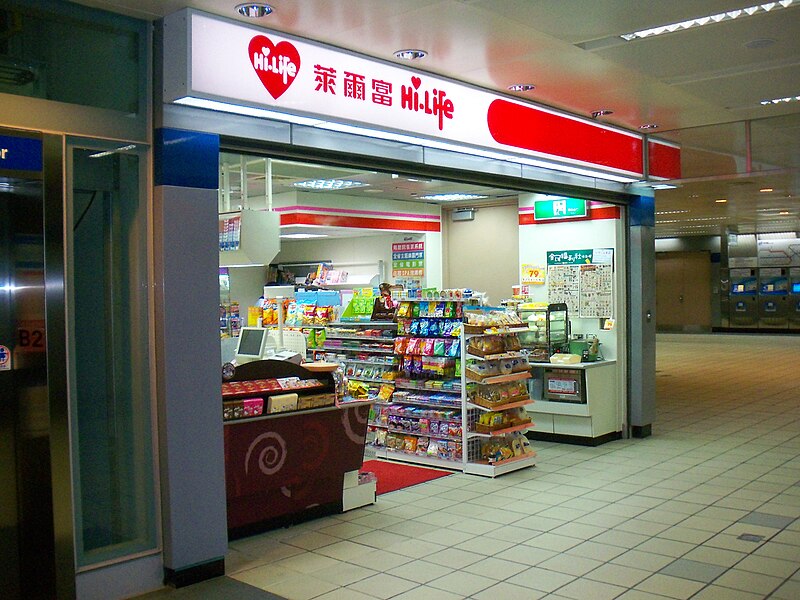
163;10;684;180
0;134;43;172
521;264;545;284
534;198;588;221
392;241;424;278
547;248;613;266
0;345;10;370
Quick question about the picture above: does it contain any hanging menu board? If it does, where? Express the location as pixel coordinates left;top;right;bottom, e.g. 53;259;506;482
546;248;614;318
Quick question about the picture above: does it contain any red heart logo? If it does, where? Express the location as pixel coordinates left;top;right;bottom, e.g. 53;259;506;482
248;35;301;100
411;76;422;89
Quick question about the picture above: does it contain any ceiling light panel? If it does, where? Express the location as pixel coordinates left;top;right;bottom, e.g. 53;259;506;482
760;95;800;105
292;179;369;190
420;193;488;202
620;1;796;41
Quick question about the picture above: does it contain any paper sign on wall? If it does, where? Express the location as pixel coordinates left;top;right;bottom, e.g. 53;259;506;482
521;264;545;284
0;345;11;371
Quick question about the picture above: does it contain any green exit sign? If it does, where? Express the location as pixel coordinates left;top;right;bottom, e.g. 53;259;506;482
534;198;588;221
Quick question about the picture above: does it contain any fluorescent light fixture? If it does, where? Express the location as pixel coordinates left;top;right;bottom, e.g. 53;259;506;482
394;49;427;60
651;183;677;190
779;211;790;215
420;193;487;202
89;144;137;158
760;94;800;105
640;123;659;130
656;210;690;215
591;109;614;118
760;187;774;192
174;96;322;126
280;233;329;239
716;198;728;203
177;96;640;184
508;84;535;92
236;3;273;18
292;179;369;190
620;1;796;41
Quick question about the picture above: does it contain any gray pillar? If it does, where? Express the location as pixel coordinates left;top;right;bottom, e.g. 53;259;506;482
153;129;227;586
628;195;656;437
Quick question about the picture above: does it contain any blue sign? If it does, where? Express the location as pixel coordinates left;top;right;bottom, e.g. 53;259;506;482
0;135;43;172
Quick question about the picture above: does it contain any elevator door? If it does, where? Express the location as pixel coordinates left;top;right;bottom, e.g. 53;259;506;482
0;173;54;599
656;251;712;331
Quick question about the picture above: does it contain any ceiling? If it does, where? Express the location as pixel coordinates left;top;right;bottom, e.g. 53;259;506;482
80;0;800;238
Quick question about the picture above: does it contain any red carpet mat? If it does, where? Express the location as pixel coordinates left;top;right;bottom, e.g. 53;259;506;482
360;459;453;495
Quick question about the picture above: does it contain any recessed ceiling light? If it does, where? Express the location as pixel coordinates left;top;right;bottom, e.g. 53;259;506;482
363;189;384;193
716;198;728;203
619;1;797;41
591;109;614;118
420;193;488;202
235;3;273;18
508;84;535;92
292;179;369;190
652;183;677;190
89;144;137;158
640;123;659;130
779;211;790;215
760;187;774;192
759;94;800;105
280;233;329;239
394;49;427;60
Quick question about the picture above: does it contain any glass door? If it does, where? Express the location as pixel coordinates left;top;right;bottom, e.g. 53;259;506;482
0;134;53;599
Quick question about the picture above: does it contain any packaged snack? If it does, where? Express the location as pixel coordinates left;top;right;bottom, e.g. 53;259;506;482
378;384;394;402
419;319;430;337
433;339;446;356
416;437;429;455
412;303;420;318
375;429;387;446
427;440;439;456
302;304;317;325
306;328;317;349
419;302;430;317
447;340;460;357
433;302;445;318
444;302;456;318
406;338;422;355
421;339;435;356
428;320;441;337
438;441;451;460
404;436;418;453
396;302;412;318
316;328;326;346
394;337;409;354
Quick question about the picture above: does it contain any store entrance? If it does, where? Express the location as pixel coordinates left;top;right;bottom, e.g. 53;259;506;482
0;166;54;599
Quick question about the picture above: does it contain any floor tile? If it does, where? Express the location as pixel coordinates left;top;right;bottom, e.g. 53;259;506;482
313;540;374;561
585;562;651;587
273;552;342;574
507;566;576;593
313;588;377;600
659;558;726;583
681;545;746;567
346;573;419;599
734;554;798;578
555;578;626;600
494;545;558;566
636;537;694;558
386;559;454;584
537;553;603;576
472;581;547;600
713;568;785;595
738;511;795;529
462;556;529;580
389;585;464;600
427;570;494;596
453;535;515;556
262;572;339;600
423;547;485;569
347;549;414;571
523;532;582;552
635;573;705;599
772;579;800;600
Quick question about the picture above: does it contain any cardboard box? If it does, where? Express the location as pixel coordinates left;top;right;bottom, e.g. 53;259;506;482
267;392;298;413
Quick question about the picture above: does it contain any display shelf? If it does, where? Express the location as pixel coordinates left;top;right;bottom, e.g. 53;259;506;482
337;398;375;407
323;344;394;354
386;429;462;442
368;422;388;428
465;326;530;336
221;380;326;400
469;421;533;438
391;397;461;409
349;376;395;385
327;334;396;342
374;447;464;470
330;321;395;327
465;350;527;361
338;357;397;366
394;379;461;393
464;452;537;477
466;371;531;385
467;398;533;412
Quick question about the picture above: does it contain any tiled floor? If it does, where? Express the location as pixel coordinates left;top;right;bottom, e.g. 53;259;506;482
165;333;800;599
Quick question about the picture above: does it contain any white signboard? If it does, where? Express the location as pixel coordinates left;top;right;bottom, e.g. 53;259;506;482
170;11;648;179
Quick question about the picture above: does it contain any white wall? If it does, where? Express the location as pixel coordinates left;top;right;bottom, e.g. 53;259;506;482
443;204;520;305
518;196;623;361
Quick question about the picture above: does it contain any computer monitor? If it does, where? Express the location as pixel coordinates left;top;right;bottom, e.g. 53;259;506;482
235;327;272;364
793;282;800;294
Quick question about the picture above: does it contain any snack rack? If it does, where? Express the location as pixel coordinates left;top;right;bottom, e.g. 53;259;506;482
369;299;465;470
461;310;537;477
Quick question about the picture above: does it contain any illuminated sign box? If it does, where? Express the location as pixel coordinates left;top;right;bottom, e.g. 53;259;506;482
534;198;588;221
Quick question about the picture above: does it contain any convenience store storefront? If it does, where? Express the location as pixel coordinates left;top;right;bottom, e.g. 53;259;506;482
151;7;679;590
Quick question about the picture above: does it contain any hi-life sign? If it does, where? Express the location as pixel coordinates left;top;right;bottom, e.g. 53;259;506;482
0;135;43;172
534;198;588;221
164;10;664;179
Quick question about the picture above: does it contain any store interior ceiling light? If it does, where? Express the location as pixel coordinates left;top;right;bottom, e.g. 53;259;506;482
639;123;659;130
716;198;728;203
280;233;328;239
651;183;677;190
760;187;774;192
235;3;273;18
656;210;690;214
292;179;369;190
619;1;796;41
759;95;800;105
176;96;640;185
394;49;427;60
508;84;535;92
419;193;487;202
591;109;614;118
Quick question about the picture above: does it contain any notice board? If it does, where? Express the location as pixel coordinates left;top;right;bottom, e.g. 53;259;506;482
546;248;614;318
